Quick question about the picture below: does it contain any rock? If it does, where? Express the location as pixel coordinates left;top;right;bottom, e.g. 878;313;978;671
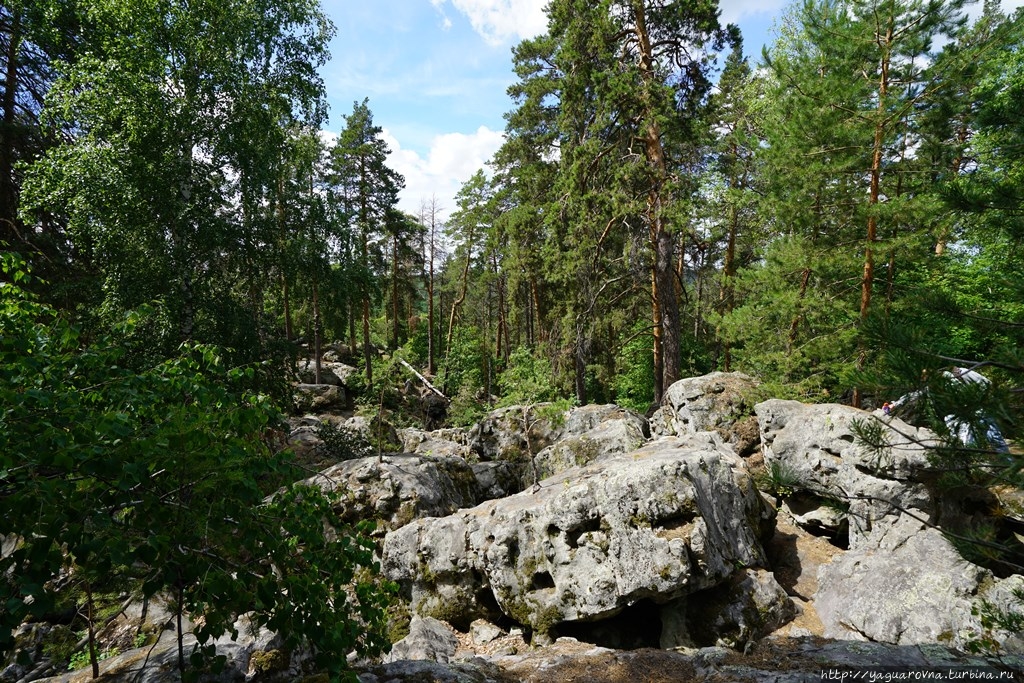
293;383;346;412
663;569;797;650
469;619;505;646
651;373;761;455
487;636;1024;683
345;415;402;453
400;427;472;459
296;454;479;532
358;658;507;683
815;516;1020;653
382;436;773;635
754;399;939;548
532;408;649;482
384;616;459;664
470;461;521;502
992;484;1024;524
468;403;648;464
467;404;556;462
295;359;359;387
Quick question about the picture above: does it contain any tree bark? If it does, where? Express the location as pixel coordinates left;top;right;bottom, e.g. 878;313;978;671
426;199;437;374
633;0;680;402
856;24;892;408
313;277;323;385
0;6;21;244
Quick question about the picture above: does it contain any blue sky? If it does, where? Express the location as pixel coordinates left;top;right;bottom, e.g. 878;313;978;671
317;0;1014;218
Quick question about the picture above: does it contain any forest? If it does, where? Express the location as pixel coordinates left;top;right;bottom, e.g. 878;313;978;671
2;0;1023;679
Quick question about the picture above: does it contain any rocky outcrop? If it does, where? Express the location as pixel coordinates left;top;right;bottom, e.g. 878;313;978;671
754;399;939;549
382;436;774;638
651;373;760;456
815;515;1023;653
384;616;459;664
399;427;472;459
531;407;649;482
295;359;359;387
468;404;648;463
297;455;480;532
292;383;346;412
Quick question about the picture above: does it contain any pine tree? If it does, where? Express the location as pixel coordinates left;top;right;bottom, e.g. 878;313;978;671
330;99;404;388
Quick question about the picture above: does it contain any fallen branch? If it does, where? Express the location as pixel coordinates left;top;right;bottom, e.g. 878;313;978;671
397;358;447;401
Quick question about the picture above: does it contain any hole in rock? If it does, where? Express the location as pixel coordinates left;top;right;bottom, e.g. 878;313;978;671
653;510;696;531
531;571;556;591
785;492;849;550
555;599;662;650
566;516;602;549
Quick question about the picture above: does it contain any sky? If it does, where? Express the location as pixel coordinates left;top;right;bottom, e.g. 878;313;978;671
318;0;1020;219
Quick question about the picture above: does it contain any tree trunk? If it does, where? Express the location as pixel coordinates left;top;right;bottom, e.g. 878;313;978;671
444;224;474;362
719;200;739;371
788;267;812;356
86;581;99;679
574;325;587;405
0;6;21;244
652;270;663;403
633;0;679;402
427;203;436;374
313;278;322;385
856;28;892;408
363;295;372;388
276;176;293;341
391;231;400;350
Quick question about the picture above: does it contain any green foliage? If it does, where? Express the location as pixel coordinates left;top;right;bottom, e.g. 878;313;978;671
68;646;119;672
614;322;656;412
315;421;374;462
967;588;1024;654
754;461;802;499
0;254;393;677
498;346;563;406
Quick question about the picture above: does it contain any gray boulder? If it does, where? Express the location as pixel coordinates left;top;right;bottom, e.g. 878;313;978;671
400;427;472;459
531;407;649;482
651;373;761;455
293;383;346;412
384;616;459;664
468;403;648;464
755;399;938;548
470;461;522;502
295;359;359;387
816;515;1023;653
297;455;479;532
382;436;774;636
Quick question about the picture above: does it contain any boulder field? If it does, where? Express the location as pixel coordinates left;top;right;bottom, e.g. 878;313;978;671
22;372;1024;682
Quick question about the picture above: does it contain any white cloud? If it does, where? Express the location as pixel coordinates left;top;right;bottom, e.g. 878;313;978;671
433;0;548;46
382;126;506;218
718;0;788;24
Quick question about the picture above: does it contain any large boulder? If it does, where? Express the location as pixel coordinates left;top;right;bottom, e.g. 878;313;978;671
815;515;1024;653
531;407;649;483
297;455;479;532
754;399;939;548
384;616;459;664
295;359;359;387
292;383;346;412
651;373;761;456
468;404;650;492
400;427;472;460
468;403;648;463
381;436;775;637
